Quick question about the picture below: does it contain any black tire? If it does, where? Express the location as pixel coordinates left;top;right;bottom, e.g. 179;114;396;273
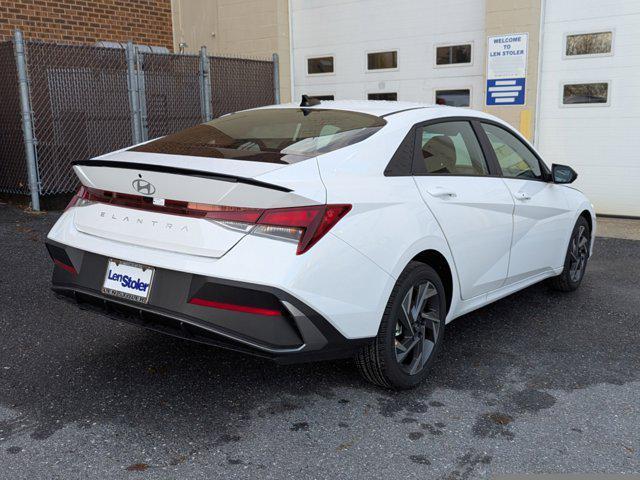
547;216;591;292
355;261;446;390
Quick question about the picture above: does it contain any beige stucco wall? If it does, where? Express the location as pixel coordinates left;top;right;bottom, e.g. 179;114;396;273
171;0;292;102
484;0;541;140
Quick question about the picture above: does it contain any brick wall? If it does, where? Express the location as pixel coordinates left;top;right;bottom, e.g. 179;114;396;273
0;0;173;50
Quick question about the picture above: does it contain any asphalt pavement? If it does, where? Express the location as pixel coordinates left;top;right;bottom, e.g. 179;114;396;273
0;204;638;479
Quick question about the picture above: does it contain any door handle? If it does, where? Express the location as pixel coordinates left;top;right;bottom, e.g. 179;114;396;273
426;187;457;198
514;191;531;201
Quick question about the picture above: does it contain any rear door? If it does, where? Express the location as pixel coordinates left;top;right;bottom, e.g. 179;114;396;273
412;119;514;300
478;122;574;283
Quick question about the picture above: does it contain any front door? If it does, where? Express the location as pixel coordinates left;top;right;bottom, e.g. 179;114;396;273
478;122;574;284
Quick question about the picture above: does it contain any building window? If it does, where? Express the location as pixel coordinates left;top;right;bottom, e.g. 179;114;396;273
435;89;470;107
368;92;397;101
367;51;397;70
562;82;609;105
436;44;471;65
565;32;613;57
307;57;334;74
309;95;334;101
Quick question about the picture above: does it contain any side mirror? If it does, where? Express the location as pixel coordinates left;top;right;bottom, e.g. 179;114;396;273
552;164;578;184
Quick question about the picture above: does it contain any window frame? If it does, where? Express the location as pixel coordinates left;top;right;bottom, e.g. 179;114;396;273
367;92;398;101
409;117;500;178
365;49;399;72
384;116;551;181
433;42;474;68
559;80;611;108
411;120;491;177
433;87;472;107
305;94;335;101
562;29;615;59
306;55;335;76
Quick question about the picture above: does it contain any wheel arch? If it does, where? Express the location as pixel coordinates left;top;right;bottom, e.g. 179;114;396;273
410;249;453;315
579;209;593;233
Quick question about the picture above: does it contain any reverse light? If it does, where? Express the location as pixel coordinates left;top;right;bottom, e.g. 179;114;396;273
67;187;351;254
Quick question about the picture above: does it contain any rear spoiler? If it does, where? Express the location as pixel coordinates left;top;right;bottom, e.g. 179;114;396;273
72;160;292;193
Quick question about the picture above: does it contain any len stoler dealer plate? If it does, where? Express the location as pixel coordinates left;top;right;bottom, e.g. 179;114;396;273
102;259;155;304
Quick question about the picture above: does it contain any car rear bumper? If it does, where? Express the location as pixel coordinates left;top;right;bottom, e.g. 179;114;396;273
46;239;371;363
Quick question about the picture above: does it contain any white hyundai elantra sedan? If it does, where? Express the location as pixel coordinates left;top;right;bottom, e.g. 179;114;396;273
46;99;595;389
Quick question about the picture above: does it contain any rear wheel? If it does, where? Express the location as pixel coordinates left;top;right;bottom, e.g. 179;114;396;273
548;216;591;292
355;262;446;389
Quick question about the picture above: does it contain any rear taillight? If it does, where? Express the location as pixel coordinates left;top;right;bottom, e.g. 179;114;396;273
256;204;352;254
64;186;88;211
67;186;351;254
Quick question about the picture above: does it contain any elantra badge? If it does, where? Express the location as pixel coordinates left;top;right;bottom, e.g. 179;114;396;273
132;178;156;195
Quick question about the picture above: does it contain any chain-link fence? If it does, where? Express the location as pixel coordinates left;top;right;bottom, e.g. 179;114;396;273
26;42;133;195
141;52;203;140
0;32;278;205
210;56;275;118
0;41;28;194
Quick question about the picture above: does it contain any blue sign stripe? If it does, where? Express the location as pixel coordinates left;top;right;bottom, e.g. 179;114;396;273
486;78;526;106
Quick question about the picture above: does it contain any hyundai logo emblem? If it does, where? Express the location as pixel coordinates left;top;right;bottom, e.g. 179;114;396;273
132;178;156;195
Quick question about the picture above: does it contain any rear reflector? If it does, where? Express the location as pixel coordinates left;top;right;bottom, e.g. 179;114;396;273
189;297;281;316
53;259;78;275
46;243;78;275
68;186;351;254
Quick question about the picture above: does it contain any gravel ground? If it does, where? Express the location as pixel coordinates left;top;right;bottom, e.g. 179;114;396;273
0;204;638;479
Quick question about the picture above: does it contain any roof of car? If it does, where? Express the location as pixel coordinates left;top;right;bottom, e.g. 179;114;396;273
261;100;435;117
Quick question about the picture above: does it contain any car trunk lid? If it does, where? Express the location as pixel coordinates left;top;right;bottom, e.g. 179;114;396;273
71;152;326;258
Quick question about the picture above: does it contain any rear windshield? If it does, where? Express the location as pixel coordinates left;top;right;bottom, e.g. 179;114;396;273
130;108;386;164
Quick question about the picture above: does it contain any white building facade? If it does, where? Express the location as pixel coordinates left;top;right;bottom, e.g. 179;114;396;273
289;0;640;217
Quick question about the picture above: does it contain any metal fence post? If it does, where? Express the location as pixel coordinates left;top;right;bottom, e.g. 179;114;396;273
13;29;40;211
199;46;212;121
136;49;149;141
126;41;142;144
272;52;280;104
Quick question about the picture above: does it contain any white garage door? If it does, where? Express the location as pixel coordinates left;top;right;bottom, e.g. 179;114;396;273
536;0;640;217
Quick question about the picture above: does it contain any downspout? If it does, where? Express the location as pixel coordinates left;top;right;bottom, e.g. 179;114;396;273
288;0;295;102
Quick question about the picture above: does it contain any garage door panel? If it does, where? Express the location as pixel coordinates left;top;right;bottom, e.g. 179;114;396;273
537;3;640;216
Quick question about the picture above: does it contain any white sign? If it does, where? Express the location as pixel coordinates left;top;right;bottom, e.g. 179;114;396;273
487;33;528;79
486;33;528;106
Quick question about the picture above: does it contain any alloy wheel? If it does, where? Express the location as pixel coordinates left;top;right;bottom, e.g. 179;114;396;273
394;282;441;375
569;225;589;283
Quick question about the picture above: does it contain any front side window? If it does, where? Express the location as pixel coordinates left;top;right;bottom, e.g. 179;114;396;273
368;92;397;101
436;44;472;65
562;82;609;105
435;89;470;107
367;51;397;70
565;32;612;56
415;121;488;176
131;109;386;162
307;57;334;74
481;123;542;179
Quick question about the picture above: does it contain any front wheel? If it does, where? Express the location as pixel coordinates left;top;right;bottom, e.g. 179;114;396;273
548;216;591;292
355;262;446;389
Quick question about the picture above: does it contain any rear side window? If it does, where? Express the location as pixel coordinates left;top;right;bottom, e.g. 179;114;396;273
481;123;542;179
131;109;386;163
414;121;488;176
